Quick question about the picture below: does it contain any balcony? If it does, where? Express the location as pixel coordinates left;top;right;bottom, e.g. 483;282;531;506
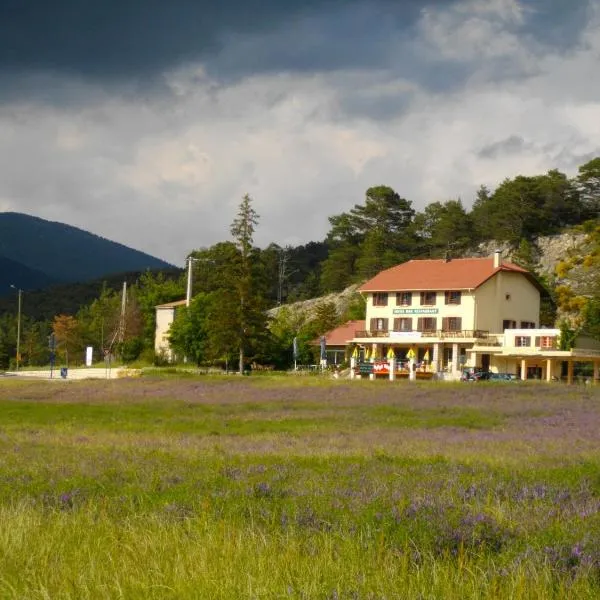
355;329;489;340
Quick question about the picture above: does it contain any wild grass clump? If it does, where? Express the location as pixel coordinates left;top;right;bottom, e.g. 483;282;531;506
0;378;599;598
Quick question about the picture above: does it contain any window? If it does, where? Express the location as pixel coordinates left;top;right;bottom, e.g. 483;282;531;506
369;318;389;332
372;293;388;307
503;320;517;330
444;291;462;305
393;318;412;331
417;317;437;332
396;292;412;306
420;291;437;306
515;336;531;347
536;336;556;349
442;317;462;332
520;321;535;329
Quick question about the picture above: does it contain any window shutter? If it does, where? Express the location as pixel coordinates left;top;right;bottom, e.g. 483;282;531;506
382;318;389;331
456;317;462;331
442;317;448;331
370;318;377;331
535;336;541;347
393;318;400;331
417;318;423;331
444;291;449;304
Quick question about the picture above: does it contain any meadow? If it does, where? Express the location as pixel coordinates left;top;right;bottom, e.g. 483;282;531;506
0;375;599;599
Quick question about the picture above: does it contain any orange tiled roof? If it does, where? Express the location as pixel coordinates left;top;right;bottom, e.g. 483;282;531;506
360;258;533;292
312;320;365;346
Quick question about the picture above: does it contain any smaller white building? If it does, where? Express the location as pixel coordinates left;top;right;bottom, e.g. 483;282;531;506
154;299;186;360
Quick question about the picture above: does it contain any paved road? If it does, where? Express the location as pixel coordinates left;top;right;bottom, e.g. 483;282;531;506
1;367;140;380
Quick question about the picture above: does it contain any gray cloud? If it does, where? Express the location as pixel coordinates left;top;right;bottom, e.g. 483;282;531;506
0;0;599;264
478;135;529;159
0;0;591;86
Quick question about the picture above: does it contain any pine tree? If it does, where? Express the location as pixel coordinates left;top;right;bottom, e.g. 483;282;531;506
229;194;264;374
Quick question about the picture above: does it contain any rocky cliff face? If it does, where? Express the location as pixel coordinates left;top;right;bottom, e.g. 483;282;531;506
267;284;361;321
473;231;587;277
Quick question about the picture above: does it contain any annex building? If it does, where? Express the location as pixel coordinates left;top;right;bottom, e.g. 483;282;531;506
337;251;600;383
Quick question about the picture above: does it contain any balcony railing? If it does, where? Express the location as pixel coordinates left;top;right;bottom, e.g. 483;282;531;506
355;329;489;339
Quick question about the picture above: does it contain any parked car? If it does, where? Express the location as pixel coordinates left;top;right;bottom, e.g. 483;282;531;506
461;369;490;381
462;370;518;382
488;372;513;381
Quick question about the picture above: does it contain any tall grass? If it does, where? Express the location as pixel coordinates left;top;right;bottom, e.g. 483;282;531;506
0;378;598;598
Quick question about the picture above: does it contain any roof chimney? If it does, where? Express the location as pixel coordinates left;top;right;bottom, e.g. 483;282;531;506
493;250;501;268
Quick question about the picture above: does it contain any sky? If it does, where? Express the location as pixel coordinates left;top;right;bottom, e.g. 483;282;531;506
0;0;599;265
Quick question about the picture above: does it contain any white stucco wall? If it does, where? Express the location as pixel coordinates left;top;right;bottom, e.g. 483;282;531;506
474;272;540;334
154;307;176;357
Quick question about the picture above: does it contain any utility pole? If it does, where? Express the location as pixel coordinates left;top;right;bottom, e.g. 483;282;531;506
186;255;194;307
10;285;22;371
277;249;288;306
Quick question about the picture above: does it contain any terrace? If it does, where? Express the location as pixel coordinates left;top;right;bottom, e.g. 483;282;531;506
354;329;490;340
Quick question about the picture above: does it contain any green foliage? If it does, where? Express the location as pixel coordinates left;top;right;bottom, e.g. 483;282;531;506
412;199;473;256
118;336;145;363
311;301;340;337
132;270;185;349
558;321;577;350
577;157;600;218
582;298;600;341
511;238;537;272
341;292;367;321
320;186;415;291
168;294;211;364
471;171;584;243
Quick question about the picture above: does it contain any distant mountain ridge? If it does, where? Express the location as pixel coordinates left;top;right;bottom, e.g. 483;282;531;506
0;212;174;294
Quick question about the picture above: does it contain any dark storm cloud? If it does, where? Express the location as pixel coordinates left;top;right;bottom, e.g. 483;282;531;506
0;0;430;79
0;0;592;105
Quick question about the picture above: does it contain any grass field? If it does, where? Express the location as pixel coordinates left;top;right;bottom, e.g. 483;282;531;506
0;376;599;599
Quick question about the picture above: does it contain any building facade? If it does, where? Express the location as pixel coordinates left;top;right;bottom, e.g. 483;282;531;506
154;299;187;360
349;252;600;382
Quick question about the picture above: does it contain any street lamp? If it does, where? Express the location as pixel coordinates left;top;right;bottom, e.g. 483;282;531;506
9;285;22;371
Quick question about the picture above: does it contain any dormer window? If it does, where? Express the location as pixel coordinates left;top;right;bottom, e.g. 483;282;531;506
373;293;388;307
420;291;437;306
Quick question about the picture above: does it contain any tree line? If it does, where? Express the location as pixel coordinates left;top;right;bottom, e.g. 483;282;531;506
1;157;598;370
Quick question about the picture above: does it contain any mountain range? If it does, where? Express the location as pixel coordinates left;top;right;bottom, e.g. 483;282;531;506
0;212;174;295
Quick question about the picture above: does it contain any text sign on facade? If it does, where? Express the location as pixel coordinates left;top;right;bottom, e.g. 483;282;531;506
393;308;439;315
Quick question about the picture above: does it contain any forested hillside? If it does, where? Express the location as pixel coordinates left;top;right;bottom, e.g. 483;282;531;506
1;157;598;370
0;255;57;295
0;212;173;291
